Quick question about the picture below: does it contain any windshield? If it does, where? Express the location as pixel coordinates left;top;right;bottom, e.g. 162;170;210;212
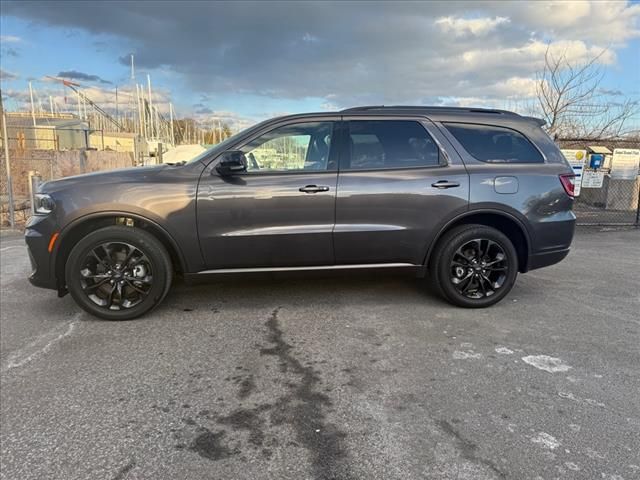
185;131;245;164
185;118;273;164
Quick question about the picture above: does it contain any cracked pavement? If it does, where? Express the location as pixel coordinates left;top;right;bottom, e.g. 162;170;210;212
1;228;639;480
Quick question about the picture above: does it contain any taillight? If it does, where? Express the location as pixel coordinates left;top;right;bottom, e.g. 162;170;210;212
559;174;576;197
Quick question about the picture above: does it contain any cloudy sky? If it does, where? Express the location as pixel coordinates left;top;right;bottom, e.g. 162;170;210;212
1;0;639;129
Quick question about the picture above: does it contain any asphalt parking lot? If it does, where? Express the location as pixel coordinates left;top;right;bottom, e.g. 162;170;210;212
1;228;639;480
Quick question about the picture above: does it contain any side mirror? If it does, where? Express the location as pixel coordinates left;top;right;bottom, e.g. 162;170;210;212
215;150;247;176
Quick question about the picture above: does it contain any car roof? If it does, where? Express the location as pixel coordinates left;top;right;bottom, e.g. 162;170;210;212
270;106;544;127
340;105;517;116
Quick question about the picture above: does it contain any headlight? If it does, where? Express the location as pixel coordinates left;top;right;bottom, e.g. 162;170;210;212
33;193;55;214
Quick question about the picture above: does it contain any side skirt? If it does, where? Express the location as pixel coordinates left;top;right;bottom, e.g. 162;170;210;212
183;263;421;283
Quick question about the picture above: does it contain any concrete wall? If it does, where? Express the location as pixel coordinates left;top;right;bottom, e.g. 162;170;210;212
89;132;138;153
1;149;134;199
3;125;89;150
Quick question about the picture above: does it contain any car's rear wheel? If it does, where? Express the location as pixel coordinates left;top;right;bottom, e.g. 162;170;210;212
430;224;518;308
65;226;172;320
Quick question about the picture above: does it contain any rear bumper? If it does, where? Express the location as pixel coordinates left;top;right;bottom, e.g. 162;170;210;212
527;247;570;271
526;211;575;271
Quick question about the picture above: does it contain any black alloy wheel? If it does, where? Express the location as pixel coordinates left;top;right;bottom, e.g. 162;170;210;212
450;238;509;299
430;224;518;308
79;242;154;310
66;226;172;320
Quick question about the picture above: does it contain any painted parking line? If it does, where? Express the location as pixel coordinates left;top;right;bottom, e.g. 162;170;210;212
1;313;83;374
0;245;25;252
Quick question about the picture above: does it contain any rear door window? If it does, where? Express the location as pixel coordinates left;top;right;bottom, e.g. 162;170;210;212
444;122;544;163
343;120;441;170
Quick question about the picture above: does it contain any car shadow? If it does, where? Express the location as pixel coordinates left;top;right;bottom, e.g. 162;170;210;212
160;269;449;313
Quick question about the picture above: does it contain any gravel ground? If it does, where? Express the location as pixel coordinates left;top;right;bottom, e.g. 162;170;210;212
1;228;639;480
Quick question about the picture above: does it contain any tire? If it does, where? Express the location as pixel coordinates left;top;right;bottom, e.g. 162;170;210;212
429;224;518;308
65;226;173;320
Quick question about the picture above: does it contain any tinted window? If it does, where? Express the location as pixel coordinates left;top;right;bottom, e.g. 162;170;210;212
345;121;440;170
241;122;334;172
444;123;544;163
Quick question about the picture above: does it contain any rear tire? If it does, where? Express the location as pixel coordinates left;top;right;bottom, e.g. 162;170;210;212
429;224;518;308
65;226;172;320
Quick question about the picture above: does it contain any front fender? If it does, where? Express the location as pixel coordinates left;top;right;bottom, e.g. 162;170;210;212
51;209;192;275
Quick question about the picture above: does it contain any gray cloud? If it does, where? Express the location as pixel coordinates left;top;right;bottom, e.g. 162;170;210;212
598;88;624;97
57;70;112;84
1;47;20;58
4;1;639;108
0;69;19;81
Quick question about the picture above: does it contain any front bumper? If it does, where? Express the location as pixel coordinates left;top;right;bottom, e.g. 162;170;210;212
25;215;58;290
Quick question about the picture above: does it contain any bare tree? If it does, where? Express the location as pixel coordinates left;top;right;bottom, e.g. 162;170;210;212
535;46;639;139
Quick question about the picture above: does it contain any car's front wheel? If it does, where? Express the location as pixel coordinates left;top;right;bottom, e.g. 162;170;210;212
430;224;518;308
65;226;172;320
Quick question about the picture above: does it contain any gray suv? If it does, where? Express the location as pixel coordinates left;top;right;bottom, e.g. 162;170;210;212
25;106;576;320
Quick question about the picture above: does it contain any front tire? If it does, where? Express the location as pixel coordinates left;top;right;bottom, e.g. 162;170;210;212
65;226;172;320
430;224;518;308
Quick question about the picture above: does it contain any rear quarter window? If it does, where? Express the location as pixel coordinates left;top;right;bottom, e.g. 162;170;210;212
444;122;544;164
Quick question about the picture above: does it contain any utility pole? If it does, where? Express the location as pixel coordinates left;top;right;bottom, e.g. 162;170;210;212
28;81;36;127
147;75;154;138
115;86;119;124
135;84;141;136
49;95;54;116
154;107;159;142
140;84;147;139
0;89;16;228
130;54;136;135
169;103;175;146
76;90;82;119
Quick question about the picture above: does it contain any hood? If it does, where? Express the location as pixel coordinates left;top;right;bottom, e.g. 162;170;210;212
40;164;169;193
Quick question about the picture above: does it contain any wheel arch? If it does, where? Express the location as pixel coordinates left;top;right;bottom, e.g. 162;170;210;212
52;212;187;290
425;209;532;273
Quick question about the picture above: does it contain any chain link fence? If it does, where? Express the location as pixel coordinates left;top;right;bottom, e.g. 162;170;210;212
1;119;142;227
559;139;640;226
1;147;135;227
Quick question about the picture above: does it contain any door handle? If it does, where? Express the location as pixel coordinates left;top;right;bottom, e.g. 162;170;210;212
431;180;460;189
299;185;330;193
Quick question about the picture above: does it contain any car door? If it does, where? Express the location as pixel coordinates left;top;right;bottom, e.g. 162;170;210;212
197;119;339;269
333;117;469;265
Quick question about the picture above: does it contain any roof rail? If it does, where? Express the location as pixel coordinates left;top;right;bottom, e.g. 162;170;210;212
340;105;519;116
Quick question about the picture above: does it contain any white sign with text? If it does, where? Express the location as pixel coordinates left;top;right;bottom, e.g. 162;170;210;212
561;149;586;196
581;170;605;188
610;148;640;180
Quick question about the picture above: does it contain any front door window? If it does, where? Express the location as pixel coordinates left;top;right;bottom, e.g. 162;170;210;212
241;122;334;172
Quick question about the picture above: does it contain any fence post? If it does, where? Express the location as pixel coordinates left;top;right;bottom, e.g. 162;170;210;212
28;171;41;216
2;112;15;229
636;180;640;227
80;150;87;174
